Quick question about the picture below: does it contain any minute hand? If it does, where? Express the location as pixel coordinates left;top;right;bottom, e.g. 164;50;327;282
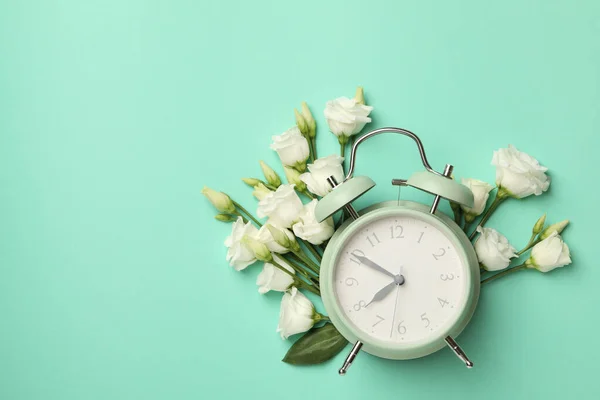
354;255;396;279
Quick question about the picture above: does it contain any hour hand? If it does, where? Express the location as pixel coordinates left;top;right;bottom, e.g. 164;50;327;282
366;281;397;307
353;255;396;279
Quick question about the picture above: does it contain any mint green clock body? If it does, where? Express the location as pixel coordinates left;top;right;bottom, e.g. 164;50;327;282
315;128;479;373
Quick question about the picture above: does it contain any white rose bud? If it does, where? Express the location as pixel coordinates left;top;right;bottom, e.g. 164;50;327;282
539;220;569;240
224;217;260;271
324;96;373;142
257;184;304;228
201;187;235;214
292;199;335;245
533;214;547;235
214;214;236;222
252;183;272;201
242;235;273;262
257;223;297;254
268;224;300;252
354;86;365;105
259;160;282;188
284;167;307;193
474;227;517;271
256;255;295;294
526;233;571;272
294;108;309;137
242;177;263;187
460;178;494;221
300;155;345;197
301;102;316;138
491;145;550;199
277;287;318;339
270;127;310;171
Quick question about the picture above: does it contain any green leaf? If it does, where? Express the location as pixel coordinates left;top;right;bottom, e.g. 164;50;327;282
282;323;348;366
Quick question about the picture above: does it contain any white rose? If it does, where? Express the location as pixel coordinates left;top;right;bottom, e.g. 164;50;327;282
527;233;571;272
300;155;345;197
474;227;517;271
292;200;334;245
460;178;494;219
324;97;373;139
491;145;550;199
270;127;310;170
257;184;304;228
256;255;295;294
224;217;259;271
257;222;295;254
277;287;316;339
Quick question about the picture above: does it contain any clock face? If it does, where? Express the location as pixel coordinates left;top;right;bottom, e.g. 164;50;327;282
332;213;468;346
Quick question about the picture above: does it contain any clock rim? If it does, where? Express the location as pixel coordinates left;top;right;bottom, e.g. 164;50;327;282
320;200;480;360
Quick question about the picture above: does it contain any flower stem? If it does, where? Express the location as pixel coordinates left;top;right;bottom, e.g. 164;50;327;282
481;264;526;285
311;138;318;160
517;238;541;256
288;252;319;277
463;221;473;235
304;242;323;263
294;249;321;273
302;283;320;296
307;138;315;163
284;256;312;279
340;142;345;158
271;259;299;281
316;244;325;255
272;259;320;295
232;200;262;227
302;190;315;200
468;195;506;241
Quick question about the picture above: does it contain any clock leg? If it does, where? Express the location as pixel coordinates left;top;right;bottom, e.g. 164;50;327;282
338;341;363;375
445;336;474;368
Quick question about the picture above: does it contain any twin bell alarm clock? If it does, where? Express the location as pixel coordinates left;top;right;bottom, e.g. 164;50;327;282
315;127;479;375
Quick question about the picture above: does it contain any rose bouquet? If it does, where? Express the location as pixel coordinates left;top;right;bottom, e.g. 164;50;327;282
202;87;572;366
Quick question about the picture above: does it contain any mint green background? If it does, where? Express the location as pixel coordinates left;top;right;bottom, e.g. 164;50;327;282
1;1;598;399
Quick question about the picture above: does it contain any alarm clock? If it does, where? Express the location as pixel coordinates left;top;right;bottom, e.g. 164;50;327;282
315;127;480;375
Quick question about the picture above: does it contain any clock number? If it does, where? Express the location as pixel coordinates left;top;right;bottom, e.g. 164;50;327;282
432;248;446;260
366;232;381;247
437;297;449;308
389;225;405;239
372;315;385;327
345;277;359;286
353;300;366;311
420;313;431;328
349;249;365;265
440;273;454;281
397;320;407;335
417;232;425;244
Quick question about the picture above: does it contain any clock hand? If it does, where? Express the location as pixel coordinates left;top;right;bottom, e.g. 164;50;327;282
353;255;396;279
366;281;396;307
366;274;405;307
389;283;402;338
389;265;405;338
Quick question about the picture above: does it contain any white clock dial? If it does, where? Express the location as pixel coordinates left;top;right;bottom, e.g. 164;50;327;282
333;214;467;344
